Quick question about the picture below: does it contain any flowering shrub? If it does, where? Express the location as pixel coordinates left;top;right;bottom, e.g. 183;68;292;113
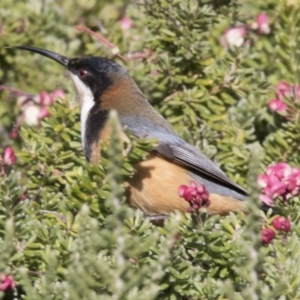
261;215;291;245
0;88;65;141
1;0;300;299
268;81;300;114
221;12;270;48
258;162;300;205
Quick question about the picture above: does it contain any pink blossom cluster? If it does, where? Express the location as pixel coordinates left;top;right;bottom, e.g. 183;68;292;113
261;228;276;244
178;181;210;213
258;162;300;205
11;89;65;139
272;216;291;232
0;274;15;291
2;146;16;166
261;216;291;244
250;13;271;35
268;81;300;113
119;16;133;32
221;13;270;48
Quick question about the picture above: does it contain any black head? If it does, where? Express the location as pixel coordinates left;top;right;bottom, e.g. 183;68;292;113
67;56;126;100
8;46;127;100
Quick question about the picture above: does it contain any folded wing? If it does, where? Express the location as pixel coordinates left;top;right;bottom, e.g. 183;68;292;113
120;115;248;200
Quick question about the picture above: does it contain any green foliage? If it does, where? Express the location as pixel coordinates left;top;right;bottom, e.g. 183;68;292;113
1;0;300;299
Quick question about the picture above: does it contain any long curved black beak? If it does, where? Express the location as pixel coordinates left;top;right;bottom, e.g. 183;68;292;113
7;46;69;68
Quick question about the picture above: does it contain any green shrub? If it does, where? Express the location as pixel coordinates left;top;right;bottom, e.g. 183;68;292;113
1;0;300;299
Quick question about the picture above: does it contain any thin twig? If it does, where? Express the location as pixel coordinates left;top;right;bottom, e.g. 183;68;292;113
0;156;7;179
76;25;127;61
76;25;152;62
0;85;30;96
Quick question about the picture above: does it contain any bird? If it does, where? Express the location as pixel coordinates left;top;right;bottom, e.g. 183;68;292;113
9;45;249;219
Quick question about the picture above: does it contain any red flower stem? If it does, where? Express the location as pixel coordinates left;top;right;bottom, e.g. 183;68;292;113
76;25;152;62
76;26;127;61
0;85;30;96
0;157;7;179
127;52;149;61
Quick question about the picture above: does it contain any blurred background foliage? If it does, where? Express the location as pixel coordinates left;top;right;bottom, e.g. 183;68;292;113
1;0;300;299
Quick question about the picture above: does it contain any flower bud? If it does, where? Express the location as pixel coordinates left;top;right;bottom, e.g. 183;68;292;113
50;89;65;101
178;181;210;212
190;181;197;189
23;105;41;125
221;26;248;48
261;228;276;244
0;274;16;291
178;185;188;197
2;147;16;165
119;16;133;31
272;216;291;233
276;81;290;97
39;91;52;105
38;106;50;120
255;13;270;34
268;99;287;112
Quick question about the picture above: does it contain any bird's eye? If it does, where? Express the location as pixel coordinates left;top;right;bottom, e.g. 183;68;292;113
78;69;88;79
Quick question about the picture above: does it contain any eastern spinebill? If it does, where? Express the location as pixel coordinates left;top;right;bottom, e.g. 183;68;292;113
9;46;249;217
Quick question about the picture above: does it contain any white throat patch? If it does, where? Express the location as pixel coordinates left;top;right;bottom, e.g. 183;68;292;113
69;73;94;148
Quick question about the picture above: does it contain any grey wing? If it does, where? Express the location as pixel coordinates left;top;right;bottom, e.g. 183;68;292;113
120;115;248;200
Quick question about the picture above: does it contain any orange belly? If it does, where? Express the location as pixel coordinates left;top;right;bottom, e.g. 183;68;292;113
126;154;246;216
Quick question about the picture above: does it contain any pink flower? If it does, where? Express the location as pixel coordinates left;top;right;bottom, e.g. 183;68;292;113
252;13;270;34
257;174;269;188
50;89;65;101
291;187;300;196
272;216;291;233
260;194;273;206
268;99;287;112
119;17;133;31
39;89;65;105
291;170;300;185
276;81;291;98
14;89;64;128
220;25;248;48
23;105;41;125
268;81;300;115
269;182;286;198
38;106;50;120
276;81;300;101
258;162;300;205
0;274;16;291
284;176;297;192
178;185;189;199
39;91;52;106
178;181;210;212
261;228;276;244
10;128;18;139
2;147;16;165
268;173;281;186
266;162;293;179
